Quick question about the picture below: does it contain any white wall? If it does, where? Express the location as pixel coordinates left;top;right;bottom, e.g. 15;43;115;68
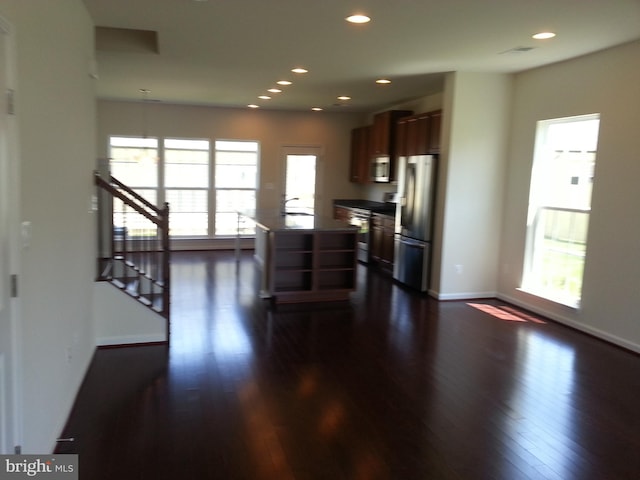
93;283;167;346
499;40;640;352
97;100;364;229
0;0;97;452
432;72;512;299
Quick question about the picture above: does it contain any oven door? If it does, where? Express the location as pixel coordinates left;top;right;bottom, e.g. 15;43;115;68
349;213;370;263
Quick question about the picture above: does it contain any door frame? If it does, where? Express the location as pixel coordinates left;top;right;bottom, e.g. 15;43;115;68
0;14;22;454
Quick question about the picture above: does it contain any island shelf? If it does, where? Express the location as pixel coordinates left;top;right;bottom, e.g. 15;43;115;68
251;213;358;304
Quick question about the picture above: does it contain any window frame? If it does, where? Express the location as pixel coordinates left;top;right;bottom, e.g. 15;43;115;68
108;135;261;241
213;139;260;237
521;113;600;308
162;137;211;238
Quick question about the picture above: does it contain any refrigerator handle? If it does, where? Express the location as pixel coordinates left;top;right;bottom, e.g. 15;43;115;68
398;236;425;248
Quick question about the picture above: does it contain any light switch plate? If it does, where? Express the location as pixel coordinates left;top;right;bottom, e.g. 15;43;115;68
21;221;31;249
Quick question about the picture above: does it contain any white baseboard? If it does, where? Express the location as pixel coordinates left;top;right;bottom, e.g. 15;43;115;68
96;333;167;347
497;293;640;354
431;290;497;301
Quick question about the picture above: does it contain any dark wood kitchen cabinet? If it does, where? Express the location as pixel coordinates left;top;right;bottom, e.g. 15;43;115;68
397;114;428;157
349;125;372;183
427;110;442;154
395;109;442;156
395;116;412;157
371;110;413;157
370;213;395;273
370;109;412;183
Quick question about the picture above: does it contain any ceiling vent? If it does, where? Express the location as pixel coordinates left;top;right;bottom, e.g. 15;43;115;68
500;46;536;55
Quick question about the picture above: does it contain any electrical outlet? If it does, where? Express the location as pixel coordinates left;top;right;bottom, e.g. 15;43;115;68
455;264;463;274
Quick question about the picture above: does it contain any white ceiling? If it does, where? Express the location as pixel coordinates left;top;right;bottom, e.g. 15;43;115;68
82;0;640;112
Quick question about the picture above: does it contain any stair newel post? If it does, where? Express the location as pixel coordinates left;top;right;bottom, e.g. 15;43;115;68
94;171;105;279
142;218;148;279
162;201;171;337
123;203;130;286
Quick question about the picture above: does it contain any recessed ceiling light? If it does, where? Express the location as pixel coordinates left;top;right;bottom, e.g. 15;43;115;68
277;80;292;86
311;107;323;111
268;88;282;93
258;95;271;100
376;79;391;84
291;68;308;74
247;104;259;109
337;96;351;101
346;14;371;24
532;32;556;39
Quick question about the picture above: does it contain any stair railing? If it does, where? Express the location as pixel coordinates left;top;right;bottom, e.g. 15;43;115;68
94;171;170;336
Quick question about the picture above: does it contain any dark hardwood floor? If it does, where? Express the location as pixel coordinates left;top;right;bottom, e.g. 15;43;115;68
57;250;640;479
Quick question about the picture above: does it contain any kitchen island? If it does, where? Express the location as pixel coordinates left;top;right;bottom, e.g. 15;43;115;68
248;211;358;304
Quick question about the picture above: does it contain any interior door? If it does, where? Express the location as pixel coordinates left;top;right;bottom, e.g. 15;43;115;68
0;18;18;454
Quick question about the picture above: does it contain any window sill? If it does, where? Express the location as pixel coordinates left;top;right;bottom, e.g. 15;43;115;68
516;287;580;310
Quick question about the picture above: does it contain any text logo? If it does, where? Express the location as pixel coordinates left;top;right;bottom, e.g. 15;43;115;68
0;455;77;479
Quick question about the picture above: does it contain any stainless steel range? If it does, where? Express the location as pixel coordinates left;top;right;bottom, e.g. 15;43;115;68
347;208;371;263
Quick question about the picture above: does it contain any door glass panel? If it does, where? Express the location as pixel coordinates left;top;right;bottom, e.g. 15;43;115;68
285;154;316;214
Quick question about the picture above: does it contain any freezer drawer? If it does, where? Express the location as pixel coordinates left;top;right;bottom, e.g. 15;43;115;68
393;235;431;292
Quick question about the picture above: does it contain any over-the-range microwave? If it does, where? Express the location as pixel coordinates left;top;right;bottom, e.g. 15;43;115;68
372;156;390;182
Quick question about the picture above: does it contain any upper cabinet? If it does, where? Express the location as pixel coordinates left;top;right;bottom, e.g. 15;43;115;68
350;125;372;184
371;110;413;157
427;110;442;154
349;108;441;184
396;109;442;157
370;109;413;183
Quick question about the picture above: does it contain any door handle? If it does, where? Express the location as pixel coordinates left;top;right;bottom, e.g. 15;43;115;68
399;237;425;248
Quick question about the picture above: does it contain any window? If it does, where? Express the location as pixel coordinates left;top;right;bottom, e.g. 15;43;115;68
109;136;210;237
109;136;259;238
109;136;158;199
109;137;159;236
164;138;210;236
522;114;600;307
214;140;259;236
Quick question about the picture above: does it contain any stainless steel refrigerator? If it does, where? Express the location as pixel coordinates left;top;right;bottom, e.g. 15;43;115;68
393;155;437;291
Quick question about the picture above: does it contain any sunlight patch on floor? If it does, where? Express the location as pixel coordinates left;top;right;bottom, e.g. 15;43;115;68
467;303;547;324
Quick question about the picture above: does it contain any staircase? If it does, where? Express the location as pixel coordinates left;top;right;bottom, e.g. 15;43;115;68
94;172;170;340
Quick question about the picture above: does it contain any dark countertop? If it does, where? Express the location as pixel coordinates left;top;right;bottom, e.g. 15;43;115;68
333;199;396;215
243;209;357;232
